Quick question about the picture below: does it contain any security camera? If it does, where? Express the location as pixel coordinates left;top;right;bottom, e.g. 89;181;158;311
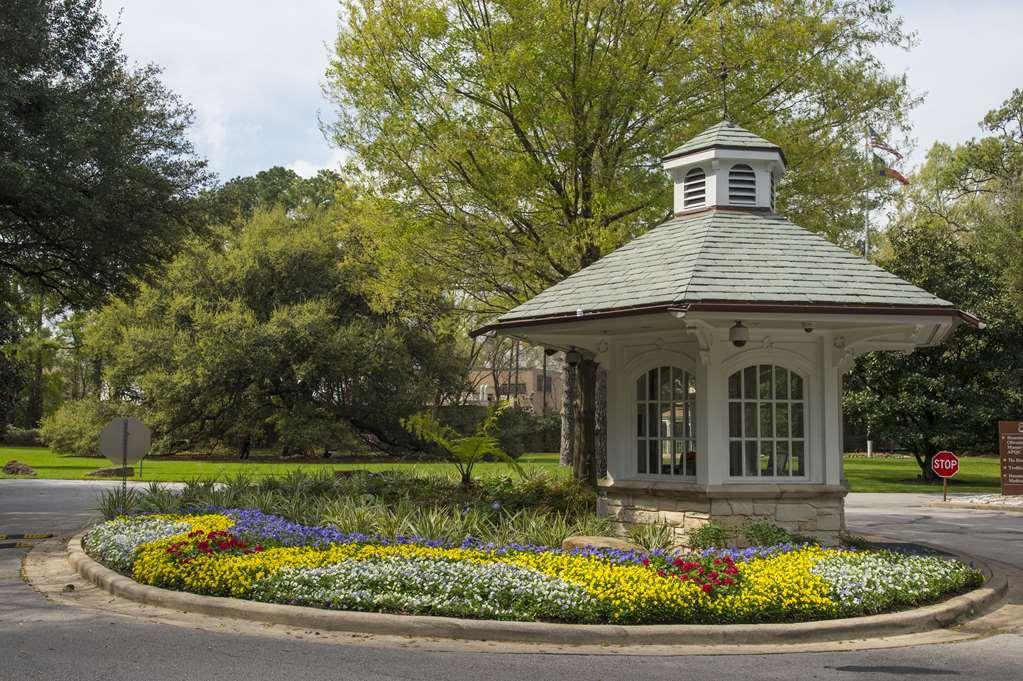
729;321;748;348
803;322;814;334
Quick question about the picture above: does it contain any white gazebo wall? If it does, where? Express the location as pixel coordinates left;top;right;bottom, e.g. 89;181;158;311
596;327;848;544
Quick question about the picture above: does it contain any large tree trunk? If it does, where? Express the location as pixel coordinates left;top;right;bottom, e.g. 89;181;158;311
25;295;44;427
913;445;940;483
559;363;576;466
573;358;598;488
595;365;607;479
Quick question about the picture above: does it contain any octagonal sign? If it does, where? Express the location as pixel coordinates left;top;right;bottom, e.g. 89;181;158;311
99;417;151;467
931;451;959;479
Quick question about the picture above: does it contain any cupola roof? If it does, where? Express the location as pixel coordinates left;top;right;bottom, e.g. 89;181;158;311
662;121;785;165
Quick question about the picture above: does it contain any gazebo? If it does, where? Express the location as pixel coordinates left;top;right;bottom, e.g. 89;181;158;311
474;122;979;544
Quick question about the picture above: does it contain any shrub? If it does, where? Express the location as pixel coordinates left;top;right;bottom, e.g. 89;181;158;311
627;522;677;551
437;405;561;456
740;520;794;547
39;398;139;457
687;522;731;550
96;486;143;520
0;426;43;446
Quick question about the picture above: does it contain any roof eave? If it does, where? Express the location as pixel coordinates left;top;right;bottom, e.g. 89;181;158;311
469;300;978;338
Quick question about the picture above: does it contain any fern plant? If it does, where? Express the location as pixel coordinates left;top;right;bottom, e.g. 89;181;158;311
403;404;521;488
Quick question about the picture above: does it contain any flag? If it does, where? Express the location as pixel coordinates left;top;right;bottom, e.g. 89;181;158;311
868;125;904;160
872;153;910;186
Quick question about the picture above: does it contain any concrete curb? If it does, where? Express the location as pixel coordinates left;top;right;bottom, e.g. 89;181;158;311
68;533;1008;646
929;501;1023;513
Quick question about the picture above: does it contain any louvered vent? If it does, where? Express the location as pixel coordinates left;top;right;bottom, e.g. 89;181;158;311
683;167;706;208
729;164;757;205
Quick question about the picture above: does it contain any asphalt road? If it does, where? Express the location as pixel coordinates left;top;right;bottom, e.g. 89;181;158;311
0;480;1021;681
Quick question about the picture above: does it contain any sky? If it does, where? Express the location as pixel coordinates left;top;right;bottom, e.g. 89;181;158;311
104;0;1023;182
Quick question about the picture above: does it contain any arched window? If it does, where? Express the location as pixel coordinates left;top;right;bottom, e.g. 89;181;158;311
683;167;706;208
728;164;757;205
636;366;696;477
727;365;805;478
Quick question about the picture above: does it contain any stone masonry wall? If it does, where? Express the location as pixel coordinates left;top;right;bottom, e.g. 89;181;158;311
597;487;847;546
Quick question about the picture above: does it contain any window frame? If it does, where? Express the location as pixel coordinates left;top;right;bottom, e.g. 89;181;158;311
632;364;698;480
726;363;808;481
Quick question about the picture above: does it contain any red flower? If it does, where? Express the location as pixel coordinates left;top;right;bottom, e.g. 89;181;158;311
641;558;650;567
702;584;714;594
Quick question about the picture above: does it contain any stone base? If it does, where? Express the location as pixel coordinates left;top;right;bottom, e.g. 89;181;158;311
597;481;848;547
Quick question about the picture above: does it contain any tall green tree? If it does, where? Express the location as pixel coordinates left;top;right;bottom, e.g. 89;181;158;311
327;0;914;312
85;203;466;456
845;93;1023;481
0;0;211;307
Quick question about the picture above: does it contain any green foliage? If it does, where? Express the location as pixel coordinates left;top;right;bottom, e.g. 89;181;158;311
845;92;1023;480
403;404;522;486
0;426;41;447
86;205;466;455
39;397;137;457
687;522;731;550
0;0;210;306
626;522;677;552
96;487;142;520
327;0;914;313
437;405;561;457
130;468;605;547
740;520;794;547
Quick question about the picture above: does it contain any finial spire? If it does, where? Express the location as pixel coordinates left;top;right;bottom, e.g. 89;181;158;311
718;17;729;122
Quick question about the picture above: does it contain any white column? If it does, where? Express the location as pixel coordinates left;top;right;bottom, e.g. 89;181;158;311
703;340;728;486
821;339;843;487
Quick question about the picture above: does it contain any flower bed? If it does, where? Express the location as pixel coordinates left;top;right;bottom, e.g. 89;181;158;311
81;510;984;625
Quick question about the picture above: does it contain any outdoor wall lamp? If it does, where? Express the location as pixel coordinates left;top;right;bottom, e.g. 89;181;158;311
729;321;749;348
564;348;582;366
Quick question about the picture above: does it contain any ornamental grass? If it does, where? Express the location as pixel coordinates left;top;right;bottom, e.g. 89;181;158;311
83;510;984;626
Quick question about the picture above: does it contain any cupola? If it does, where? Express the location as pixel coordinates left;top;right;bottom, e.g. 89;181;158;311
662;121;786;215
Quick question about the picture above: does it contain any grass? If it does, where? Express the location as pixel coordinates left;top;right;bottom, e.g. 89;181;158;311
0;446;562;482
842;455;1001;493
1;447;1004;493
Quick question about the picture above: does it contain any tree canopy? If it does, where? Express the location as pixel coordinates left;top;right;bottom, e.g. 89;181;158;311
327;0;915;313
0;0;210;307
83;200;467;455
845;90;1023;479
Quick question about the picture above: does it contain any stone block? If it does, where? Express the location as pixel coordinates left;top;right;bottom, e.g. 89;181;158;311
815;513;843;531
728;500;755;516
753;503;777;515
710;499;732;516
775;504;817;523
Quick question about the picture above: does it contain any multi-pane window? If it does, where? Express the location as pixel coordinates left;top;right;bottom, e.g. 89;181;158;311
727;365;805;478
636;366;696;477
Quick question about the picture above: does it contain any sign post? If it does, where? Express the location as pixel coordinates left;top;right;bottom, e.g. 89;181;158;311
931;450;959;502
999;421;1023;496
99;418;152;512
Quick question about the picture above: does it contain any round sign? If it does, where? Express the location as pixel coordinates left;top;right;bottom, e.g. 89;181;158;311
931;450;959;478
99;417;151;466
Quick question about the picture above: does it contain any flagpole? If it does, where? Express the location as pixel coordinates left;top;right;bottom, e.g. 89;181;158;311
863;125;871;259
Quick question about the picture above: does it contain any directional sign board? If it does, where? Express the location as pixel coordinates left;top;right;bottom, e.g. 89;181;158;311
99;417;151;467
1000;421;1023;495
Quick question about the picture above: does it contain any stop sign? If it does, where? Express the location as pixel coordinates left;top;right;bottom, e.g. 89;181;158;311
931;451;959;478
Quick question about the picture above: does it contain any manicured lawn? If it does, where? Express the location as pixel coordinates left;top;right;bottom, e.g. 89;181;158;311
2;447;1003;493
842;455;1001;493
0;446;562;482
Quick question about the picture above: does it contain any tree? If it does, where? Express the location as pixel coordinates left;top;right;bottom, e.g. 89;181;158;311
0;0;211;307
327;0;916;476
327;0;913;312
845;97;1023;481
85;202;466;456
